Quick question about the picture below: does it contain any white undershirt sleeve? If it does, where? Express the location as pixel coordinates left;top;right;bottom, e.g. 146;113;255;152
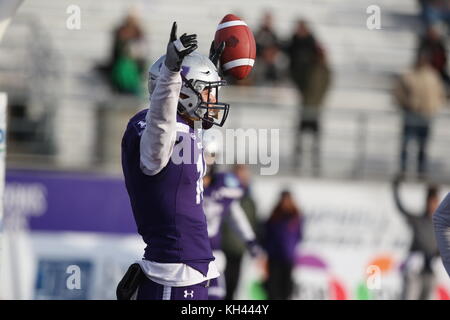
228;200;256;243
140;64;181;176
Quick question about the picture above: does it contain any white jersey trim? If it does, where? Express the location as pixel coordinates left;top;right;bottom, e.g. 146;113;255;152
212;250;227;273
137;259;220;287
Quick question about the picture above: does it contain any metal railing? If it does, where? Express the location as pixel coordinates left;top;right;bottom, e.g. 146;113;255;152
226;94;450;182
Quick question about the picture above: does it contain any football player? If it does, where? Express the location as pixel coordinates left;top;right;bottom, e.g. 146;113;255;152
202;160;263;299
118;22;228;300
433;193;450;278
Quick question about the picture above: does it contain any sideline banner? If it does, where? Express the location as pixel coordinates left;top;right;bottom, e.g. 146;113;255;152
1;170;449;299
0;170;142;299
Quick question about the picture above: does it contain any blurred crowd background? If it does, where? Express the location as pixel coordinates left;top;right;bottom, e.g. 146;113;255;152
1;0;450;300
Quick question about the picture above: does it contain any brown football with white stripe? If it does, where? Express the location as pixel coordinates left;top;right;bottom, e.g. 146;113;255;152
214;14;256;80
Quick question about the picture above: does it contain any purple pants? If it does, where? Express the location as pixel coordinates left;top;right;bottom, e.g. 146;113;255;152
207;276;226;300
136;276;210;300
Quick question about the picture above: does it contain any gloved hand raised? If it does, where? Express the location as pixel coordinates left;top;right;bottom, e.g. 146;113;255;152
165;22;198;72
209;40;226;69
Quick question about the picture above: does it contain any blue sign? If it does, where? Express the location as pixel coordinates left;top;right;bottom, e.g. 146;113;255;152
35;259;93;300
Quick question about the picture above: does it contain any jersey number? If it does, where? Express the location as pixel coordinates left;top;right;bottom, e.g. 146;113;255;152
196;154;204;204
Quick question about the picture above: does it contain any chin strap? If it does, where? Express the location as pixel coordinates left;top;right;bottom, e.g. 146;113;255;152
177;109;214;130
177;102;186;115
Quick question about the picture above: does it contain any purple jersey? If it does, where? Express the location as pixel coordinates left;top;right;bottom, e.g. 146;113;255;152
203;172;244;250
265;216;302;264
121;109;213;276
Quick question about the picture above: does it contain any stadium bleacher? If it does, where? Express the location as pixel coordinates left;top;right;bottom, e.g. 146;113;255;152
1;0;450;181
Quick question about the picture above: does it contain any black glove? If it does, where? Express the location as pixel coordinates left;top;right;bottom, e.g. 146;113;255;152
165;22;198;72
116;263;145;300
209;40;226;69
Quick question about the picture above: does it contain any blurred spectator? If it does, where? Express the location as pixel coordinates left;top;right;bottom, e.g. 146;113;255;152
221;164;262;300
418;0;450;28
286;20;331;172
418;25;450;87
255;12;279;53
286;20;317;98
393;50;445;175
252;44;285;85
392;176;440;299
98;12;148;95
253;12;283;84
263;190;303;300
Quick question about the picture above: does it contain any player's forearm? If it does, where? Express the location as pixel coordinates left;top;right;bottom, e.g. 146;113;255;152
229;200;256;243
433;193;450;277
392;179;414;218
140;64;181;175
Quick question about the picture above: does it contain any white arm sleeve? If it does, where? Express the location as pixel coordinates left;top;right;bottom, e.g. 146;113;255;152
228;200;256;243
140;64;181;176
433;193;450;277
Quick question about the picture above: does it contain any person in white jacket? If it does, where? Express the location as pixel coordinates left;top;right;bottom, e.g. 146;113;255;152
433;193;450;278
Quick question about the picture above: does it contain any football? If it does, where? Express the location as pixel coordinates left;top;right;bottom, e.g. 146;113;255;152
214;14;256;80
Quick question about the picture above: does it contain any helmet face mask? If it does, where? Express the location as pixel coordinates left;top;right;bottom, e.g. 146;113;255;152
148;52;230;129
180;75;230;128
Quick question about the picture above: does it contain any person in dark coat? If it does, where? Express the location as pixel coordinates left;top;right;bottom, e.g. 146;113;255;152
286;20;331;172
418;25;450;87
263;190;303;300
